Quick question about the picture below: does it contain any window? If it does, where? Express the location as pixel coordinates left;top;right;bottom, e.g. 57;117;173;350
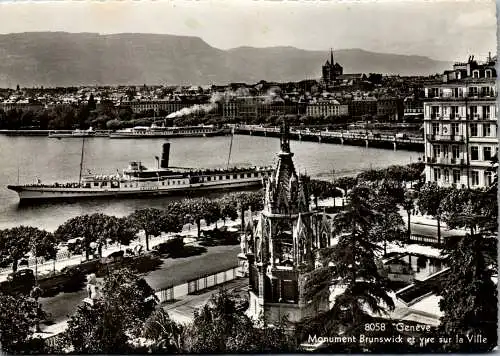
254;173;258;177
431;106;440;118
485;171;493;186
240;174;244;178
433;168;441;182
452;145;460;159
433;145;441;158
443;145;449;158
484;146;492;161
482;106;490;119
482;86;492;97
452;88;460;98
451;123;459;136
471;146;479;160
470;123;478;136
471;171;479;186
432;123;439;135
472;70;480;78
453;170;461;184
207;177;211;181
93;182;99;187
443;169;449;183
485;69;492;78
483;124;491;137
450;106;459;118
469;87;478;96
226;175;230;180
469;106;478;119
233;174;237;179
247;173;251;178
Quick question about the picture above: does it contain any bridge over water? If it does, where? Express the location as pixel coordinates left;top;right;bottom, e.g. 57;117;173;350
235;125;424;152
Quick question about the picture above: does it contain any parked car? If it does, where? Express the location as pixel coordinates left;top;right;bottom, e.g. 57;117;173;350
0;269;36;295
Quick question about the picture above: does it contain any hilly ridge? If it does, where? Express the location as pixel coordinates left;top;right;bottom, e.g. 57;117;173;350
0;32;451;87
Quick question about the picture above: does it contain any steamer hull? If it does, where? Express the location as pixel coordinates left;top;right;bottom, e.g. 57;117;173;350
8;177;266;203
9;142;272;204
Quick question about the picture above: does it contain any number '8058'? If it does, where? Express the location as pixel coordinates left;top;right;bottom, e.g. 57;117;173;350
364;323;386;331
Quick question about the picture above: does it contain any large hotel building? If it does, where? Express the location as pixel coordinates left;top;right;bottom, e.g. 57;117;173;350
423;55;497;188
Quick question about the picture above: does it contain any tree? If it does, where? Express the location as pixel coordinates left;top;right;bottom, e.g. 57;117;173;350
439;234;497;352
62;268;157;353
129;208;182;251
183;198;223;238
106;119;122;130
183;289;294;353
218;196;239;224
0;292;41;353
370;181;405;254
101;267;158;336
441;187;497;236
417;183;451;244
0;226;57;273
305;185;394;337
309;180;343;208
143;309;185;353
55;214;126;260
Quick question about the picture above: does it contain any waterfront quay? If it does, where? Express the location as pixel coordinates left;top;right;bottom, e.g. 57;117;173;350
235;124;424;152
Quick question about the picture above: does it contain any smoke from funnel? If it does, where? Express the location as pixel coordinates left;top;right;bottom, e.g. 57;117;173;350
166;90;240;119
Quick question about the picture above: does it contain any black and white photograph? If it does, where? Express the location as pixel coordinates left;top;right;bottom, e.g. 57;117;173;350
0;0;497;353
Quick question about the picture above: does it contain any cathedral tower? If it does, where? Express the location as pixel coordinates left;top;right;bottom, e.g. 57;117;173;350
322;48;343;85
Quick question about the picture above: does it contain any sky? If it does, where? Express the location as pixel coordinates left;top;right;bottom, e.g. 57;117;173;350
0;0;496;61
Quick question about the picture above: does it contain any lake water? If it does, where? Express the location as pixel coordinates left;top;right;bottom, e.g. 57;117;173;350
0;134;420;231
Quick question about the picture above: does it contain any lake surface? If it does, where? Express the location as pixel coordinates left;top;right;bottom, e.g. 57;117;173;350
0;135;420;231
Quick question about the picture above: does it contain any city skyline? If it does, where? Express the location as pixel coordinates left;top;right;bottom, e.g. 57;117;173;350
0;0;496;62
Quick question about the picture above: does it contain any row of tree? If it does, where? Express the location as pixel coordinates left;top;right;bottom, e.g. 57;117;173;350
0;192;264;273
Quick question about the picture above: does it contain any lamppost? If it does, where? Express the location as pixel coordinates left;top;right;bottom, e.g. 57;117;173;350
30;285;43;333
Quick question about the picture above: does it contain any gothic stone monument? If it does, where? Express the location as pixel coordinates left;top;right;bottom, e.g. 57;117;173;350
246;121;333;326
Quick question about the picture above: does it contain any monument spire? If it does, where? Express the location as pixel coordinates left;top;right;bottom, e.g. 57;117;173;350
280;118;291;153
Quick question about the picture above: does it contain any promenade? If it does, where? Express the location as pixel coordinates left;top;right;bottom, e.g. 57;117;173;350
0;217;244;282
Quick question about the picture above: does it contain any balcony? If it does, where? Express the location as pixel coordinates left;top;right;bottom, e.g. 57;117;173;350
425;92;496;101
426;156;465;166
426;134;464;143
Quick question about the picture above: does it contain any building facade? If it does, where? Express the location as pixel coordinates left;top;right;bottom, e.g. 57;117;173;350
306;100;349;118
244;121;332;325
423;55;497;188
377;97;404;121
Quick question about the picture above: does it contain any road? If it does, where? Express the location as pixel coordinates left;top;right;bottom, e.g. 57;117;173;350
41;244;240;324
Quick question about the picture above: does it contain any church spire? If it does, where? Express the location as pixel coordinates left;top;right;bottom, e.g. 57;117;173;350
330;48;334;66
280;119;290;153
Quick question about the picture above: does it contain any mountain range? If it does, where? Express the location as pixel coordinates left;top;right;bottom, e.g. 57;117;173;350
0;32;452;87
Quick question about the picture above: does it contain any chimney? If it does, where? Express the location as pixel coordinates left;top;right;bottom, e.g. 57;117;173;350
160;143;170;169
